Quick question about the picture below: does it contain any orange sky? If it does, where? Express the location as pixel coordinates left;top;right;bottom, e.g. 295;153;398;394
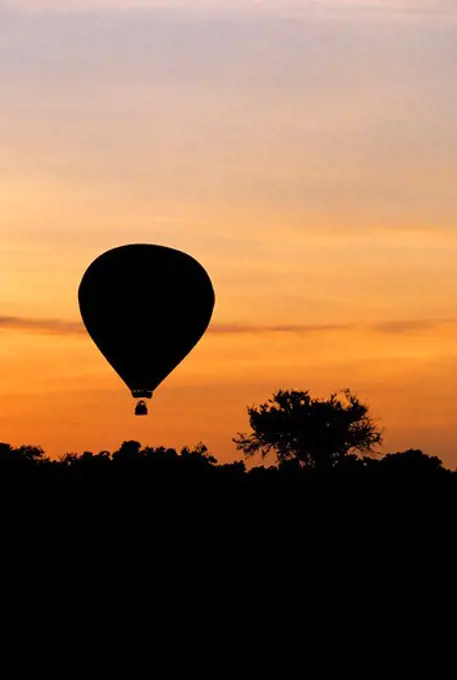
2;1;457;466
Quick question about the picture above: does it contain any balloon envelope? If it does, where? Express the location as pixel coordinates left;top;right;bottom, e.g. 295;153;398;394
78;244;215;397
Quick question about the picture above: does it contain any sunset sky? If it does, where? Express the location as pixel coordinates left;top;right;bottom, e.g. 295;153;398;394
2;0;457;465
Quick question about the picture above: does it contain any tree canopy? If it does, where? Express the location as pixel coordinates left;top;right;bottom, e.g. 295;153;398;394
234;389;383;468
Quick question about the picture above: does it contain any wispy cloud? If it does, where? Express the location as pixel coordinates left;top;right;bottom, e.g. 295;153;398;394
2;316;457;337
372;319;440;333
5;0;456;17
211;323;351;334
213;320;457;335
0;316;85;335
313;0;457;16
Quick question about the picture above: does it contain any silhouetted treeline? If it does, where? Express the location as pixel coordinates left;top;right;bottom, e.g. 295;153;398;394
1;439;455;502
2;437;456;583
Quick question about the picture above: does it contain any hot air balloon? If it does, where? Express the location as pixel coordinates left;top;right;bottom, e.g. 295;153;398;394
78;244;215;416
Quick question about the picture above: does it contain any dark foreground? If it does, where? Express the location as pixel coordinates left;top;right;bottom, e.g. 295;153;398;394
2;441;456;536
1;439;453;639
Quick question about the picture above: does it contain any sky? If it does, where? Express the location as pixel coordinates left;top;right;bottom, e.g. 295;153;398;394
1;0;457;465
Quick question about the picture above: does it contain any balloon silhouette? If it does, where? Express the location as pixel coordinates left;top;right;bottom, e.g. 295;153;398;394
78;244;215;415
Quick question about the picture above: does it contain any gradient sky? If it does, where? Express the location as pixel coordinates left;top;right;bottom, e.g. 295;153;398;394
2;0;457;465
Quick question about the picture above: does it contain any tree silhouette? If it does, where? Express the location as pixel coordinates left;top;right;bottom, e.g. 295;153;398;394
112;440;143;461
233;389;383;469
0;442;46;463
378;449;449;482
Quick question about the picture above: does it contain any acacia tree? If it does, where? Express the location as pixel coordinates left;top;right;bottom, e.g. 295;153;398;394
233;389;382;469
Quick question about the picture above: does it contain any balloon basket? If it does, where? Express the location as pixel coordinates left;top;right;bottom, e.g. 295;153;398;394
135;400;148;416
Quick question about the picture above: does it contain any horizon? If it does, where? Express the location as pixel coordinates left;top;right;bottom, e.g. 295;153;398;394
2;0;457;465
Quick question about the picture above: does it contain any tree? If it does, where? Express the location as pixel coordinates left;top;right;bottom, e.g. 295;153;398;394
180;442;217;466
233;389;382;469
112;440;142;461
59;452;79;466
379;449;448;481
0;443;14;462
0;443;47;463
